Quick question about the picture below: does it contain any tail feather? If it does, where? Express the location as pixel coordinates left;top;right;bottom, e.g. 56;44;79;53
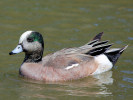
105;45;128;65
119;45;128;53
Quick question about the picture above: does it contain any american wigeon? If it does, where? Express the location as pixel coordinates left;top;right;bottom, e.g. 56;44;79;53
9;31;128;81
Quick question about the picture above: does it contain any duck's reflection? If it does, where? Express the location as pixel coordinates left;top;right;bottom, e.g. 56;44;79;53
20;71;113;99
93;71;113;85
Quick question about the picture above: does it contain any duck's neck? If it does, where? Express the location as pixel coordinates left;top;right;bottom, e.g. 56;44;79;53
23;50;43;63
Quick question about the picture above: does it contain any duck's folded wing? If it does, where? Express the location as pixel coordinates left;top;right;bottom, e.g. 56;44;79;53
42;42;111;69
42;52;93;69
42;32;112;69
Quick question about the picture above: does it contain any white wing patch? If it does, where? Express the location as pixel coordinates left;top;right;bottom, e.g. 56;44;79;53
65;64;79;70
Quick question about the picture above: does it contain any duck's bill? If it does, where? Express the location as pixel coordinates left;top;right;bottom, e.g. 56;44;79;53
9;45;23;55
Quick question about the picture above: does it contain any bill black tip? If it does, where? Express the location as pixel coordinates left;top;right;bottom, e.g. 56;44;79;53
9;52;14;55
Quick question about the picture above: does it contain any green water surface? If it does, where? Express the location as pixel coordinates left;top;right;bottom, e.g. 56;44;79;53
0;0;133;100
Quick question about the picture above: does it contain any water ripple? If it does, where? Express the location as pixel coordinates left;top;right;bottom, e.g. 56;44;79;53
123;77;133;83
121;70;133;74
128;37;133;40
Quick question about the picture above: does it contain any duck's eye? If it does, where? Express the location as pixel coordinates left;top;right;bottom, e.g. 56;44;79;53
27;37;34;42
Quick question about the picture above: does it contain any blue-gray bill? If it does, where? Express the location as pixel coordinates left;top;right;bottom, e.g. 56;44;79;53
9;45;23;55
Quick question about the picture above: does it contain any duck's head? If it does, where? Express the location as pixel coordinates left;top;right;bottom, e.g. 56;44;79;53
9;31;44;62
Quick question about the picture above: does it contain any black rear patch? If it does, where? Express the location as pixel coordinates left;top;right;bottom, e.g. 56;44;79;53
105;51;121;65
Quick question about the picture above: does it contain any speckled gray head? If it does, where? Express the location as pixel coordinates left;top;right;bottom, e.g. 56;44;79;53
9;30;44;57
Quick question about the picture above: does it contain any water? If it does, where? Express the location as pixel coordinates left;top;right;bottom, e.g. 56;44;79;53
0;0;133;99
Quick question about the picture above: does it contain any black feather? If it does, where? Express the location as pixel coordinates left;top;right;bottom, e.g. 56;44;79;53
92;40;109;47
105;45;128;65
86;44;112;56
93;32;104;41
88;39;99;45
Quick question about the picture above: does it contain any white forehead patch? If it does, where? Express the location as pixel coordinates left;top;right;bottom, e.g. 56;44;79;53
19;30;33;43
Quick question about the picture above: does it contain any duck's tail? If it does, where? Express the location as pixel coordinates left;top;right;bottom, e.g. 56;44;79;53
86;32;128;66
104;45;128;65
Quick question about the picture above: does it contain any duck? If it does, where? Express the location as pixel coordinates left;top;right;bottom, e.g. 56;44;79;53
9;31;128;81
